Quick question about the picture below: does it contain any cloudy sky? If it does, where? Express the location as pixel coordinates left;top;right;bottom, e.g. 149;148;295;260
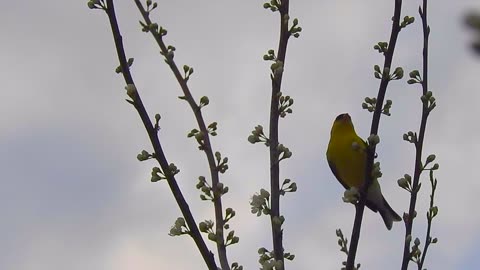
2;0;479;269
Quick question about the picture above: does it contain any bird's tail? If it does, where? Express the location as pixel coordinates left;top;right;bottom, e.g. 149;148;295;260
377;198;402;230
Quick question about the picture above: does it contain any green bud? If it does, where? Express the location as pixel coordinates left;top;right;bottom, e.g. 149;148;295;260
199;221;208;232
406;234;412;243
137;154;145;161
216;182;224;192
125;84;137;99
208;232;217;242
149;23;159;32
231;236;239;244
194;131;204;141
258;247;268;254
368;134;380;145
159;27;167;36
169;227;180;236
260;188;270;198
151;174;162;182
414;238;420;246
175;218;185;227
421;95;428;103
200;96;209;106
409;70;420;78
196;181;204;189
155;113;161;122
127;58;134;67
426;154;436;163
168;163;178;175
248;135;260;144
383;67;390;78
397;178;408;189
201;186;210;193
272;216;283;226
407;79;417;84
393;67;404;79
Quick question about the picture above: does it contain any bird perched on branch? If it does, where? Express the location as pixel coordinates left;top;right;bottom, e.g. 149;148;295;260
326;113;401;230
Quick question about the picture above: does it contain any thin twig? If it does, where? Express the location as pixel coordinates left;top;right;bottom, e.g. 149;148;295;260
401;1;431;269
345;1;403;269
132;1;230;269
103;1;218;269
418;171;436;270
269;0;291;264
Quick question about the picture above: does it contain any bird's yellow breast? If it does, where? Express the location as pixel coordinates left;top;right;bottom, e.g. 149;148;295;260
327;131;367;188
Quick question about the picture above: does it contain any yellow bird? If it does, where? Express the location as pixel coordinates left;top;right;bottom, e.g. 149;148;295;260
326;113;401;230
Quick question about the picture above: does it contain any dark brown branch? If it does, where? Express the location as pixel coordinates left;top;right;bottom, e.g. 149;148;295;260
103;1;218;269
401;1;431;269
345;1;403;269
132;1;230;269
269;0;291;264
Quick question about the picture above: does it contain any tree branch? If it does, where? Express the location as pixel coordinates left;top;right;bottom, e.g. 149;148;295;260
103;1;218;269
401;1;432;269
269;0;291;265
132;1;231;269
345;1;403;269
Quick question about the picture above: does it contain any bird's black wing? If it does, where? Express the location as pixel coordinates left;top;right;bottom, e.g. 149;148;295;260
327;160;349;190
328;160;379;213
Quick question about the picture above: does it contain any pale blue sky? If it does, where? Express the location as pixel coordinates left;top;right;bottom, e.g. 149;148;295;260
1;1;479;269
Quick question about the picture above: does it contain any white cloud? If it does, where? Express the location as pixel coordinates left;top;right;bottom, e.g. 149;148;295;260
1;0;479;269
